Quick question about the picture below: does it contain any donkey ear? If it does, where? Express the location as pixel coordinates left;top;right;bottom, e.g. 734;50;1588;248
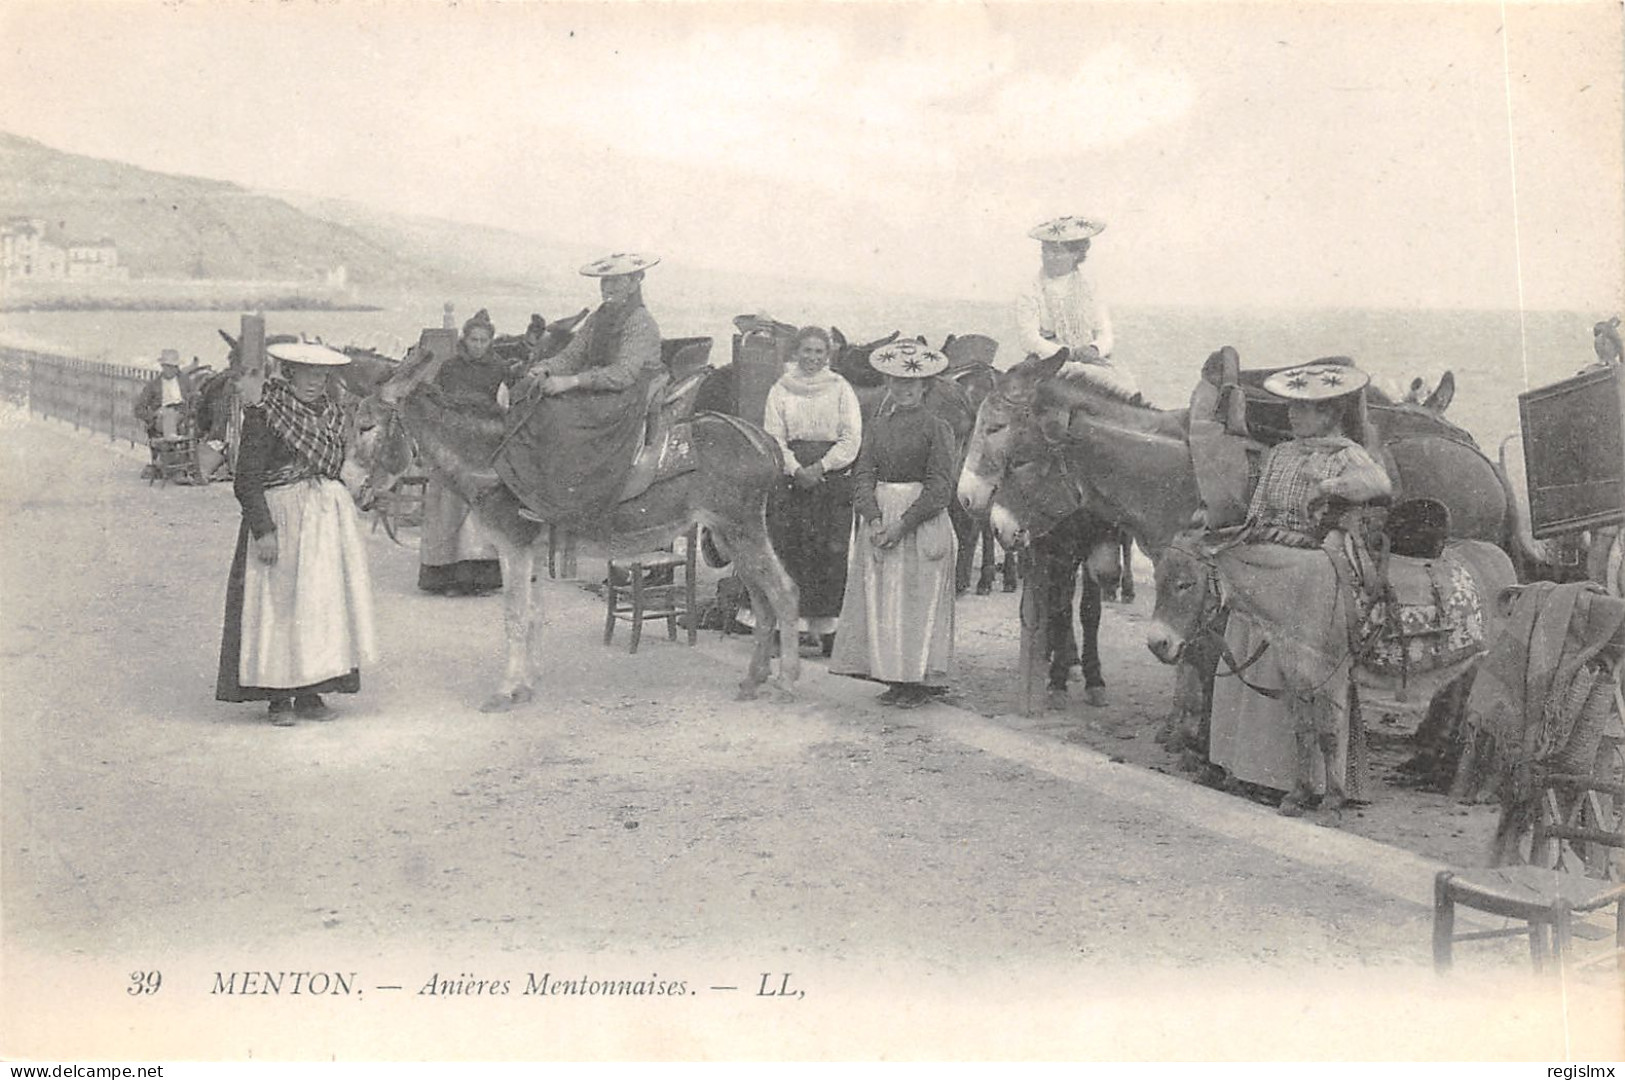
218;329;239;350
1424;370;1455;412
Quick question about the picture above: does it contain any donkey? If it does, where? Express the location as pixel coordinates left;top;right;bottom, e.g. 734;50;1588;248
356;348;800;711
1148;531;1517;819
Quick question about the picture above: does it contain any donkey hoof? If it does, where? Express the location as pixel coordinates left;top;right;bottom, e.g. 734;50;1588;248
1277;793;1310;818
735;680;761;702
1083;686;1110;708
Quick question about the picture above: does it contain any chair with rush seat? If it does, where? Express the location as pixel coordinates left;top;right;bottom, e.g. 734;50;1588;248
604;524;699;654
1433;768;1625;975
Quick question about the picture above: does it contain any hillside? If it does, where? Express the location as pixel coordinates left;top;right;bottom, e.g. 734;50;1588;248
0;132;443;286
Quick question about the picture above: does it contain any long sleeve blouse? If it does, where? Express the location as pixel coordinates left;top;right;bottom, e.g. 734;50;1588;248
851;403;958;534
1245;435;1392;546
532;306;662;392
762;369;864;475
1015;269;1114;360
233;409;307;539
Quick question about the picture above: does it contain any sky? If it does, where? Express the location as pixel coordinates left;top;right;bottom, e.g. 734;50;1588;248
1;0;1621;311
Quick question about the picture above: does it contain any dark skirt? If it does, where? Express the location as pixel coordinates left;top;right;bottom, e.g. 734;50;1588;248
767;440;854;620
216;521;361;702
494;383;646;530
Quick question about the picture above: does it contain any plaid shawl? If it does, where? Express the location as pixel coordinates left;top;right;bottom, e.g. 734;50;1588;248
259;378;347;480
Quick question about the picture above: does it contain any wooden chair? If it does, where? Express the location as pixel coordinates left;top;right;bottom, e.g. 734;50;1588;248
1433;769;1625;975
148;436;202;487
604;525;699;654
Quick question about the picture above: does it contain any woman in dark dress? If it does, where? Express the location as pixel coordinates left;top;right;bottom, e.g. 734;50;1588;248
495;253;666;529
216;342;377;725
419;308;510;595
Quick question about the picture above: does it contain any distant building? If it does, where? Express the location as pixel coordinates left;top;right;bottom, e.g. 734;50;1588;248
1;217;129;283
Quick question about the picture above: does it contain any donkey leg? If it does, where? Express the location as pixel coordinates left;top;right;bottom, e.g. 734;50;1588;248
1077;569;1108;707
731;523;800;697
1314;691;1349;822
1279;693;1319;816
950;501;976;595
976;522;997;595
735;577;775;701
482;543;536;713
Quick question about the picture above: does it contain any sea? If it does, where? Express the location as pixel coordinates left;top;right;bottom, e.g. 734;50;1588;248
0;290;1608;454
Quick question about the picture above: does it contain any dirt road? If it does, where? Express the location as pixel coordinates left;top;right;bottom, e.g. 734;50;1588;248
2;411;1619;1061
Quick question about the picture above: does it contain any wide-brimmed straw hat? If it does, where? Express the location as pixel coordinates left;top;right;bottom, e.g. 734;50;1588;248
1262;360;1370;401
267;341;351;367
870;340;947;379
580;252;660;277
1029;216;1106;243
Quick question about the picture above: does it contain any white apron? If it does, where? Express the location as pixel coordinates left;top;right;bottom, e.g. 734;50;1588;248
830;482;956;685
239;478;378;689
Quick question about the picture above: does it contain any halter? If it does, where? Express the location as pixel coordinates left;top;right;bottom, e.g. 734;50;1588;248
1166;531;1284;699
1170;530;1377;702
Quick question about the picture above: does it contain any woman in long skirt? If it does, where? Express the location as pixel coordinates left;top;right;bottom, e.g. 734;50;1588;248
761;325;863;656
419;308;509;595
216;342;377;725
829;341;958;708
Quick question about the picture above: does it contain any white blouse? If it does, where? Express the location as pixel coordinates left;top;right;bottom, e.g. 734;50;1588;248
762;369;864;476
1016;269;1115;361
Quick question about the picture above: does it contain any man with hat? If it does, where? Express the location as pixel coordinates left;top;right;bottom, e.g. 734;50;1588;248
134;348;197;475
828;341;959;708
216;341;377;725
1017;215;1136;397
497;253;666;528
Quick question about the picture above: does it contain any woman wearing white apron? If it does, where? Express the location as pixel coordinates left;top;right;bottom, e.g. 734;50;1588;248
216;342;377;725
829;341;958;708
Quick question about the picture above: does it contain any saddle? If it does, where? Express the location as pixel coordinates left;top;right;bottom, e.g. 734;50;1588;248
1326;526;1488;686
615;366;709;504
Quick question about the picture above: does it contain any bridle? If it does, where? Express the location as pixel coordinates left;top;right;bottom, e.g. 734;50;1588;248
1167;532;1285;699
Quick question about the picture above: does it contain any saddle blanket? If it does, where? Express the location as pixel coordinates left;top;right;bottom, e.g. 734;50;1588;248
1353;550;1485;675
652;421;696;482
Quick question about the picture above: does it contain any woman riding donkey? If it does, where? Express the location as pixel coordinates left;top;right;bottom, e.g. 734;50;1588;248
1208;359;1392;812
497;254;666;529
1018;215;1138;705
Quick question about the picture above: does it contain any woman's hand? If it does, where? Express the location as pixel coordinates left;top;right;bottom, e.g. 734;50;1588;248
540;374;580;397
794;462;824;490
254;532;279;566
873;520;906;549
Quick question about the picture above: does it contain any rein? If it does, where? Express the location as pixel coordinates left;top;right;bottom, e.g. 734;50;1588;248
1172;535;1286;699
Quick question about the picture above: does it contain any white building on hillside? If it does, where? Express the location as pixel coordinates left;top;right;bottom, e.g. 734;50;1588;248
1;217;128;283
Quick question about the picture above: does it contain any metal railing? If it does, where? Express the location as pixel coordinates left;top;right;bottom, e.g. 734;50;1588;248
0;346;154;447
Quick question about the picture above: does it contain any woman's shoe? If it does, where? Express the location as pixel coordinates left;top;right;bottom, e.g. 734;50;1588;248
294;694;333;721
268;699;296;726
890;685;932;709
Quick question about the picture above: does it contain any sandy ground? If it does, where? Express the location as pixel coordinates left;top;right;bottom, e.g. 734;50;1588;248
2;411;1620;1062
